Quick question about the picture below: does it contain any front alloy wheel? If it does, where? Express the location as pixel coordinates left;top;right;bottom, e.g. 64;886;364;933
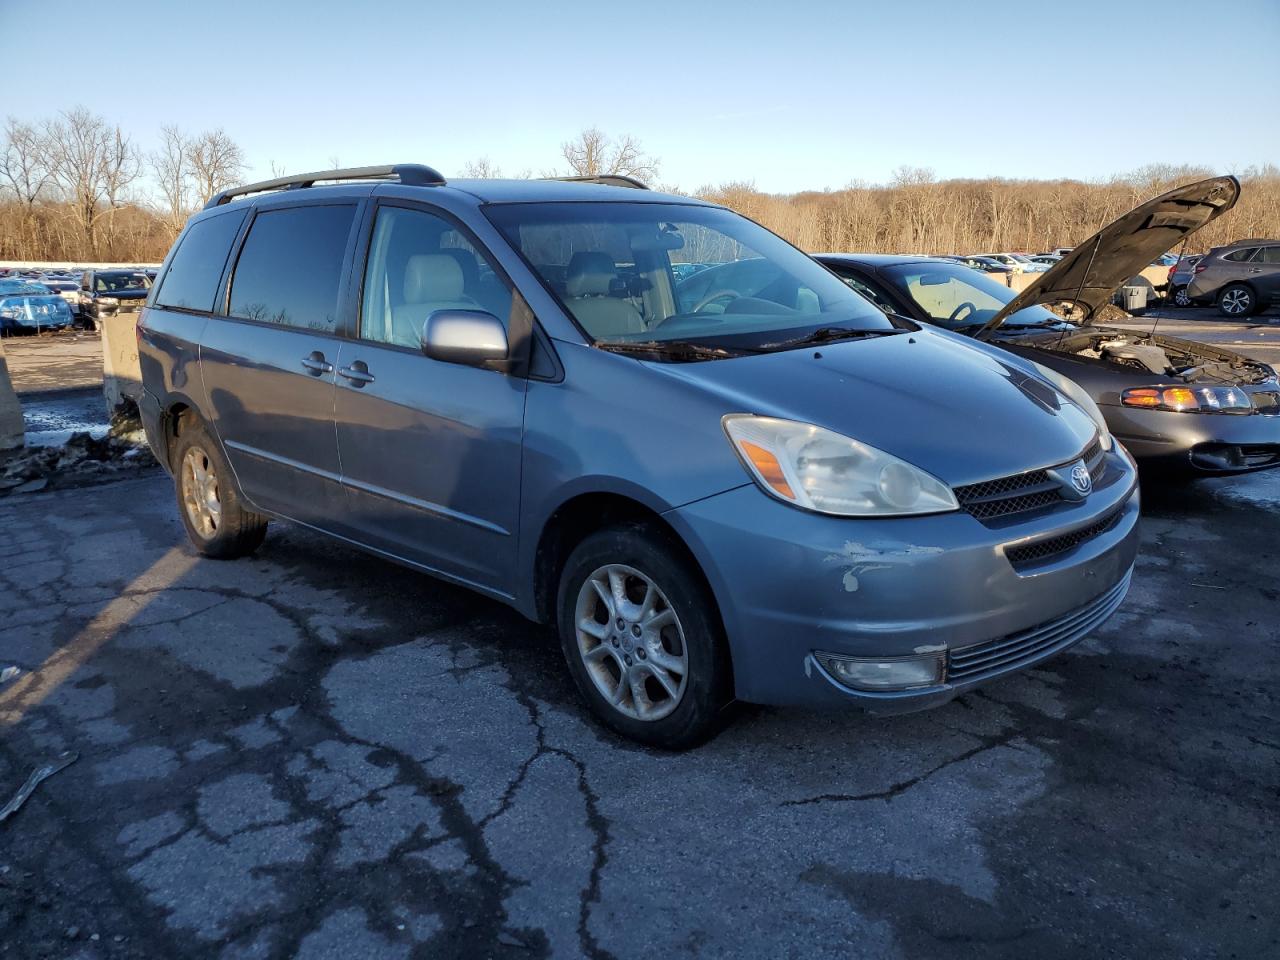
181;445;222;540
557;523;732;748
1220;285;1254;317
575;564;688;721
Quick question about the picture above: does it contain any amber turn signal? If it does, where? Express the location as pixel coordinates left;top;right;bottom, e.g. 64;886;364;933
739;441;796;500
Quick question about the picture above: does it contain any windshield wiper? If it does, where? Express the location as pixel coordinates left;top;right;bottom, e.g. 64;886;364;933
597;339;756;361
759;326;901;350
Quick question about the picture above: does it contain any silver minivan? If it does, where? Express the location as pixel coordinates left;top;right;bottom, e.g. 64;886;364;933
139;166;1140;748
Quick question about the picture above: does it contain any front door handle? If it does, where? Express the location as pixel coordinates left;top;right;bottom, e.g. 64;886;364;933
337;361;375;387
301;351;333;375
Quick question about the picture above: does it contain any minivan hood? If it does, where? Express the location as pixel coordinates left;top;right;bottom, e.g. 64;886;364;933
645;329;1098;486
977;175;1240;336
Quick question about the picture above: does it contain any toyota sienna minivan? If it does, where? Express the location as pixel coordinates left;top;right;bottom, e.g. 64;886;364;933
138;165;1140;748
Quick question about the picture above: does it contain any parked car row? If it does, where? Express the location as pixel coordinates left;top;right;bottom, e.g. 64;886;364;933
132;167;1274;748
0;266;155;333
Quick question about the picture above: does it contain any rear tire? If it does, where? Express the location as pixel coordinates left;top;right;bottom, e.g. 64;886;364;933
1171;285;1191;307
172;419;268;559
1218;283;1257;318
556;522;732;749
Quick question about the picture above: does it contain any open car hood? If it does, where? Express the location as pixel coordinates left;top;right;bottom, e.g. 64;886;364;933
976;176;1239;337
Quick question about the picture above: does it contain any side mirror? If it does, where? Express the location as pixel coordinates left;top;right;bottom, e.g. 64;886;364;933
420;309;509;368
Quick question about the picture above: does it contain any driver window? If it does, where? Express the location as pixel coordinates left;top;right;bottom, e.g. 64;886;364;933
361;206;512;349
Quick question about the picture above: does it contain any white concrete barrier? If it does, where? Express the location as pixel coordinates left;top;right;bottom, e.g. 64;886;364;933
100;314;143;417
0;340;23;450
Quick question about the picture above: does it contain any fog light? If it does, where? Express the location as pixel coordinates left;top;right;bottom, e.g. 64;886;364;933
815;651;945;691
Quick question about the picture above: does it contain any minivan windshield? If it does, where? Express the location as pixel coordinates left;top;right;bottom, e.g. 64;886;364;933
880;261;1068;332
485;202;898;356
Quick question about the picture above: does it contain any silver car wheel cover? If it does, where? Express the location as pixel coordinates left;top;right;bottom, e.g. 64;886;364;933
1222;288;1251;314
574;563;688;722
181;446;222;540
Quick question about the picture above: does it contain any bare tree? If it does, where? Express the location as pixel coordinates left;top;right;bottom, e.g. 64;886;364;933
151;125;193;238
561;127;659;183
44;107;141;256
462;157;503;178
188;129;245;205
0;118;53;207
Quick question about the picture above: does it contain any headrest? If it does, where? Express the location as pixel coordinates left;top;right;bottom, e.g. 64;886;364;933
440;247;480;287
565;251;616;298
404;254;464;303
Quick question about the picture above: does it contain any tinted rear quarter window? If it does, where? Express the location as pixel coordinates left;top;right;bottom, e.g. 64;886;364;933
155;210;247;311
229;204;357;331
1223;247;1259;263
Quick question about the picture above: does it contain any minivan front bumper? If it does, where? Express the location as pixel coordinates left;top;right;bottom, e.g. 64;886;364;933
665;451;1140;710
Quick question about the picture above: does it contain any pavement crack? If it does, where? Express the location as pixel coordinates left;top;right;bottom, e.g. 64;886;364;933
781;739;1007;807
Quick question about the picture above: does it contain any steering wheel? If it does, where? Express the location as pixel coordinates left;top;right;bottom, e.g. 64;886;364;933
691;289;742;314
948;301;977;323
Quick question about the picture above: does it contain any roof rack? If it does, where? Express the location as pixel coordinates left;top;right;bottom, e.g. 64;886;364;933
547;175;649;190
206;164;446;209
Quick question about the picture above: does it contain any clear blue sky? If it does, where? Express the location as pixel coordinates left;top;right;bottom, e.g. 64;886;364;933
3;0;1276;193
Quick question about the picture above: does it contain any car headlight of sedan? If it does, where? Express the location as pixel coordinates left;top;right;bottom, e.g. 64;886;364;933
1028;361;1114;451
1122;385;1254;414
723;415;958;517
0;305;21;319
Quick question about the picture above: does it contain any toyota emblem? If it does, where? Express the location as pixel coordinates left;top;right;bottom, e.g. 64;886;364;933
1070;461;1092;495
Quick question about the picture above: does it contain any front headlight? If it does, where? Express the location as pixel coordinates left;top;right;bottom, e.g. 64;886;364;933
723;415;959;517
1028;361;1114;451
1122;385;1254;414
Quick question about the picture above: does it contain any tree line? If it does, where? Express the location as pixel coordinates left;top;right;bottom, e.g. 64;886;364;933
2;114;1276;264
0;108;244;262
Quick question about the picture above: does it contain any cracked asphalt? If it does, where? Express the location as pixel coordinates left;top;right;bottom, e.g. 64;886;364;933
1;469;1277;959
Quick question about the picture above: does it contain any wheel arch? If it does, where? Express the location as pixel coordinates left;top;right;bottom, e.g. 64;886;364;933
530;491;730;654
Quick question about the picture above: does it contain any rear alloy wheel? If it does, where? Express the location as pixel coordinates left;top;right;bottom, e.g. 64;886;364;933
557;523;732;749
1172;285;1191;307
1219;283;1256;318
172;419;268;559
181;446;222;540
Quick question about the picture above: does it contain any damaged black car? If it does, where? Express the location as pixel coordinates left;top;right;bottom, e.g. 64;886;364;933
815;177;1280;475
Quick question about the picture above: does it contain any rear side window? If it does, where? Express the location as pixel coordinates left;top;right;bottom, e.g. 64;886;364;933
154;210;245;312
229;205;356;331
1223;247;1259;263
1260;246;1280;264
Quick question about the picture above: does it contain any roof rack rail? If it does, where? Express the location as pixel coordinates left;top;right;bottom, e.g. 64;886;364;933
206;164;446;209
547;175;649;190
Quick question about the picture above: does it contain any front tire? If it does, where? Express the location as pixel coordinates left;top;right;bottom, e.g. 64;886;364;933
173;420;268;559
1218;283;1257;318
556;523;732;749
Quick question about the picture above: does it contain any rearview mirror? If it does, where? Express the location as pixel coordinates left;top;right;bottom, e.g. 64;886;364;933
917;273;952;286
421;309;509;368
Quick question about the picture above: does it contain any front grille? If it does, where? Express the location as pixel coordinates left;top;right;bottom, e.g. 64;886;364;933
1082;437;1105;482
947;572;1131;682
954;435;1107;524
1005;506;1125;568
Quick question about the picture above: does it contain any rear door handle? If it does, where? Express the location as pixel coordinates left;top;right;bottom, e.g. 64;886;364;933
337;361;375;386
301;351;333;375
